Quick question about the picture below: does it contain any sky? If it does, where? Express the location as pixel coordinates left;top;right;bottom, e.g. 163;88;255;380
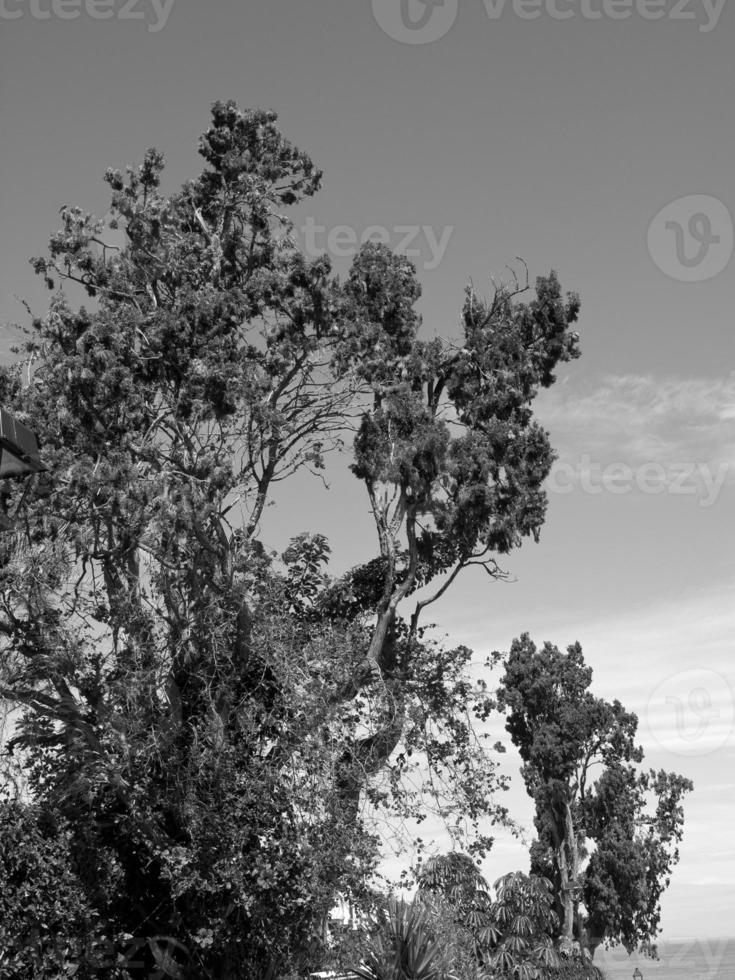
1;0;734;943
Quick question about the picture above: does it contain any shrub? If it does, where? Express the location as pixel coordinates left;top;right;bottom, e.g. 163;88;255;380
0;801;102;979
352;896;458;980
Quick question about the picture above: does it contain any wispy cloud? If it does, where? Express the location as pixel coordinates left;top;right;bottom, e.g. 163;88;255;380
537;372;735;470
531;373;735;506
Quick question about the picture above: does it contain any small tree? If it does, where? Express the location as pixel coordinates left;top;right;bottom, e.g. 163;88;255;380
416;852;497;972
486;872;567;980
495;634;693;958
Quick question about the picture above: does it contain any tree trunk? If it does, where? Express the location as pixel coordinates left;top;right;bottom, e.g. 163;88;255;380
579;917;605;959
558;800;580;943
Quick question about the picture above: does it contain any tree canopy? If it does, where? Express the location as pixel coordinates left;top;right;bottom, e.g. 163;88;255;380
0;101;583;978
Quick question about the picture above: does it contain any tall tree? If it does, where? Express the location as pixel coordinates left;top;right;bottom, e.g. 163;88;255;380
495;634;693;958
0;102;580;976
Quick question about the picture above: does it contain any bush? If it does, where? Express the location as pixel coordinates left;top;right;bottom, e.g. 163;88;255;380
352;896;458;980
0;800;102;979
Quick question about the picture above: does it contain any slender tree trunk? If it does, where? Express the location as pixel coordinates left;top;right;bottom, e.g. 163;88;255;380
558;801;580;943
558;843;574;943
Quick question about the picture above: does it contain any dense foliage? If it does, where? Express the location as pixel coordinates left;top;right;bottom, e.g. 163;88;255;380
0;802;101;980
0;101;581;977
496;634;693;957
351;860;603;980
